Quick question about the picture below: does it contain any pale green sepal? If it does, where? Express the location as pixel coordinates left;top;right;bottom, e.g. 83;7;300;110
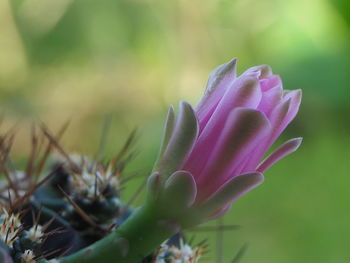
196;172;264;217
152;106;175;172
158;101;198;178
146;172;162;202
163;170;197;209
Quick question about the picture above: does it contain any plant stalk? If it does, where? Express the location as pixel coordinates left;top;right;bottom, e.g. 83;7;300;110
59;204;179;263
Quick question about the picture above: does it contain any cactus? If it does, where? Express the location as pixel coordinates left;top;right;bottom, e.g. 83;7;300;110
0;124;208;263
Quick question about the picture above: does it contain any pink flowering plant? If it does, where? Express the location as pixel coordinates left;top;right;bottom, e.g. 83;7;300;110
0;59;301;263
57;59;302;263
150;59;302;224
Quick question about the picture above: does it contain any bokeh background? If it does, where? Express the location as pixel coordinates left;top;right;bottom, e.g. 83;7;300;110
1;0;350;262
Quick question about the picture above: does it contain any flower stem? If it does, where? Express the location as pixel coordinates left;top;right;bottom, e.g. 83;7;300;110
59;204;179;263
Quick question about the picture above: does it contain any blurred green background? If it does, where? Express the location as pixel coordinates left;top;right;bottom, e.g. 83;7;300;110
1;0;350;262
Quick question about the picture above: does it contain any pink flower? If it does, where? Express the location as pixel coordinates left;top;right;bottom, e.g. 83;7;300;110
153;59;302;222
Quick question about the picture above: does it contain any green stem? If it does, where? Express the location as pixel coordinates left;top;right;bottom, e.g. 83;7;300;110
59;204;179;263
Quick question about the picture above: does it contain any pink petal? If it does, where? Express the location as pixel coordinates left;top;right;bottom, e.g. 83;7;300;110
201;76;262;136
260;75;282;91
183;78;262;179
258;85;283;117
243;65;272;79
265;89;302;146
195;108;270;200
196;58;237;132
242;89;302;171
257;137;302;172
